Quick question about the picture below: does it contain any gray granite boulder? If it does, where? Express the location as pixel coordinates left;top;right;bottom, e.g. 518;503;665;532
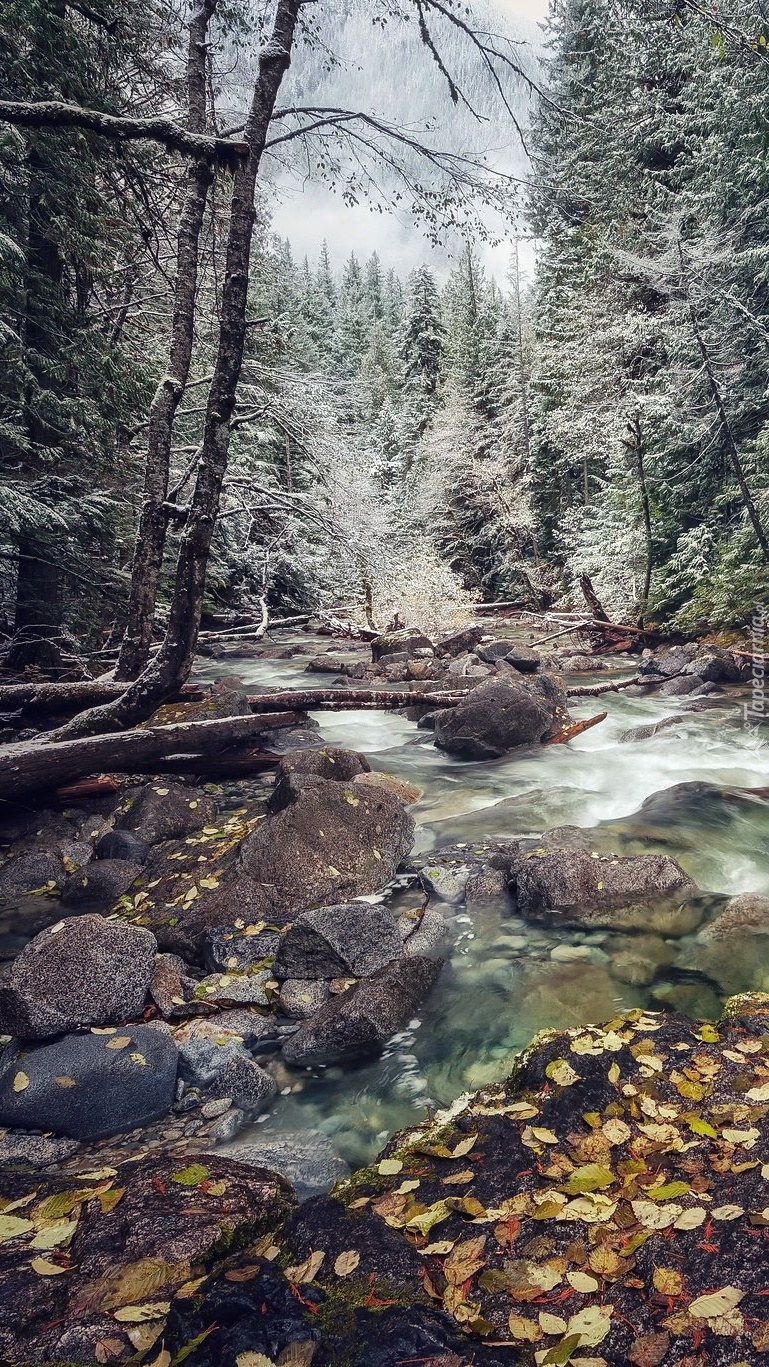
269;746;371;813
0;1024;178;1140
60;858;143;910
0;913;156;1038
115;781;216;844
514;849;700;935
274;903;402;980
434;676;568;760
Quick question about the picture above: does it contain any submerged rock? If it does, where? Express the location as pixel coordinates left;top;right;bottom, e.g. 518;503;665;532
434;675;568;759
0;913;156;1038
514;848;700;934
0;1023;177;1140
675;894;769;995
225;1132;350;1202
282;955;442;1066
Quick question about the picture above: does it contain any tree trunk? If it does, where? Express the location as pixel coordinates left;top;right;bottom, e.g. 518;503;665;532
56;0;303;739
625;411;653;627
115;0;218;680
6;543;65;672
579;574;611;623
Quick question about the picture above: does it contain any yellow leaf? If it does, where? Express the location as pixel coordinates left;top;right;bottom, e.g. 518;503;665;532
546;1059;581;1087
12;1072;29;1092
31;1222;77;1251
746;1082;769;1102
602;1118;630;1146
673;1207;706;1230
130;1053;147;1066
99;1188;125;1215
539;1312;568;1335
235;1355;277;1367
54;1076;77;1088
422;1240;455;1255
286;1249;325;1285
377;1158;403;1175
444;1234;486;1286
451;1134;478;1158
30;1256;69;1276
711;1204;744;1221
566;1304;613;1346
334;1250;360;1277
567;1271;599;1292
653;1267;684;1296
105;1037;132;1051
113;1302;171;1322
0;1214;33;1242
689;1286;744;1320
631;1199;682;1230
608;1062;621;1084
508;1313;542;1342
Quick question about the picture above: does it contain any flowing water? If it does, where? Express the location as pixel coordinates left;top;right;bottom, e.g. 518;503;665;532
195;639;769;1169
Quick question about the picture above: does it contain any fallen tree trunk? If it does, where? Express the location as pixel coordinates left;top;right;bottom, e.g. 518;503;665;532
0;710;304;799
243;687;471;711
545;711;608;744
0;680;205;714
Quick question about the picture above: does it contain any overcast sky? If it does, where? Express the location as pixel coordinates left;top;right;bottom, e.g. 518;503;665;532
497;0;549;17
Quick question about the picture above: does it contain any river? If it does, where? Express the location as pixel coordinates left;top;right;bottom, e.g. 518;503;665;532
195;635;769;1170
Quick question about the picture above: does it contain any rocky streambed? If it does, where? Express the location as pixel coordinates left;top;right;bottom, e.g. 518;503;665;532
0;623;767;1363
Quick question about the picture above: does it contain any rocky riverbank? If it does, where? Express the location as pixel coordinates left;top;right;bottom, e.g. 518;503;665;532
2;993;769;1364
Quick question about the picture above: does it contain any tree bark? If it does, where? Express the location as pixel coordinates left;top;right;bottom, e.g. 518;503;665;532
59;0;304;739
116;0;218;680
0;99;247;163
579;575;611;623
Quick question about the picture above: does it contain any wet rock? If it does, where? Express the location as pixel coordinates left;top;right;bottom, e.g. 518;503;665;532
402;906;451;959
0;1023;178;1140
619;714;685;742
178;1034;254;1089
115;780;216;844
353;770;422;804
675;896;769;995
278;978;330;1019
0;1152;294;1366
60;857;143;910
282;955;443;1066
659;674;702;696
476;637;515;663
609;933;676;986
0;913;156;1038
226;1133;350;1201
434;624;484;657
517;960;636;1030
93;828;150;863
434;675;569;760
557;652;605;672
0;850;63;899
514;848;700;934
196;969;273;1009
505;643;541;672
688;647;741;683
702;891;769;938
642;641;698;677
207;1052;276;1112
268;745;370;813
150;952;203;1018
174;1009;278;1051
419;863;469;904
0;1131;80;1167
465;864;511;903
371;628;434;661
202;926;281;974
650;977;724;1019
274;903;403;980
208;1105;245;1141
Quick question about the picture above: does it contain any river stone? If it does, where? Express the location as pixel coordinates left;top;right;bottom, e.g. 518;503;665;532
352;770;423;804
196;969;273;1008
174;1009;278;1050
0;1131;81;1167
434;625;484;657
203;927;281;973
701;892;769;938
60;857;143;910
282;955;443;1066
275;903;403;980
0;1152;294;1366
226;1133;350;1201
178;1034;251;1088
0;1024;178;1140
93;828;150;863
279;978;331;1018
0;850;64;900
505;643;541;672
675;898;769;995
0;913;156;1038
403;906;451;959
659;674;702;696
475;637;515;662
688;648;741;683
433;675;568;759
115;780;216;844
608;933;676;986
207;1052;277;1111
269;745;371;813
514;849;701;934
619;714;685;743
371;628;434;661
149;951;203;1018
419;864;469;904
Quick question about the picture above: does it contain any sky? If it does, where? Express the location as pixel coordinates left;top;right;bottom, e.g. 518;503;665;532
497;0;549;17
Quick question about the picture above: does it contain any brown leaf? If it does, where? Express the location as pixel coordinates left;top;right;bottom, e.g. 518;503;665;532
444;1235;486;1287
628;1333;670;1367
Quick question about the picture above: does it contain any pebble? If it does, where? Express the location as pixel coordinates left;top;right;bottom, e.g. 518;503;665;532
208;1108;245;1142
202;1096;233;1120
550;944;597;962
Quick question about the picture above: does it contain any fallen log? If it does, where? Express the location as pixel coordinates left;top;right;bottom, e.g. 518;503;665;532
243;688;471;711
0;680;204;714
0;710;305;799
545;711;608;744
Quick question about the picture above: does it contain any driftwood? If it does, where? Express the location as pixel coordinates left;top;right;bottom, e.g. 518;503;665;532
580;574;611;623
245;687;470;712
545;711;608;744
0;710;306;799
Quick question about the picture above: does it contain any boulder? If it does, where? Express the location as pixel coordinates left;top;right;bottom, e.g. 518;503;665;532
514;848;700;934
402;906;451;959
115;780;216;844
642;642;698;677
434;625;484;658
174;1008;278;1050
0;1023;178;1140
419;864;469;904
0;850;64;900
278;978;330;1018
475;637;515;662
659;674;702;696
352;771;422;804
0;1131;80;1167
0;914;157;1038
269;745;370;813
619;714;685;743
203;927;281;974
274;904;403;980
608;933;677;986
60;857;143;910
675;895;769;995
196;969;273;1008
149;952;203;1018
0;1153;293;1366
434;675;569;760
557;652;605;672
93;829;150;863
282;955;443;1066
688;647;741;683
504;643;541;672
178;1035;276;1112
371;628;434;662
704;892;769;938
226;1133;350;1201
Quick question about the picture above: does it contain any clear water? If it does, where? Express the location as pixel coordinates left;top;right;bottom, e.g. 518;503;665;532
195;639;769;1168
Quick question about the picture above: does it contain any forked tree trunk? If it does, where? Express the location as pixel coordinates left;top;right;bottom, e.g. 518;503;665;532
115;0;218;680
56;0;304;739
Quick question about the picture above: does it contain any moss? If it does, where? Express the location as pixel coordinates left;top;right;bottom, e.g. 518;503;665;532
312;1271;426;1363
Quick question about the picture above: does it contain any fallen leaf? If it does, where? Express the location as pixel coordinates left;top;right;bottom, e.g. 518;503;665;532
105;1037;132;1051
508;1312;542;1342
673;1207;706;1230
113;1302;171;1322
539;1312;568;1335
566;1304;612;1347
333;1250;360;1277
0;1214;33;1242
171;1163;210;1187
377;1158;403;1176
99;1188;125;1215
30;1256;69;1276
444;1235;486;1286
235;1356;277;1367
567;1271;599;1292
561;1164;614;1195
653;1267;683;1297
286;1249;325;1285
12;1072;29;1092
451;1134;478;1158
31;1221;77;1251
689;1286;744;1320
54;1075;77;1088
